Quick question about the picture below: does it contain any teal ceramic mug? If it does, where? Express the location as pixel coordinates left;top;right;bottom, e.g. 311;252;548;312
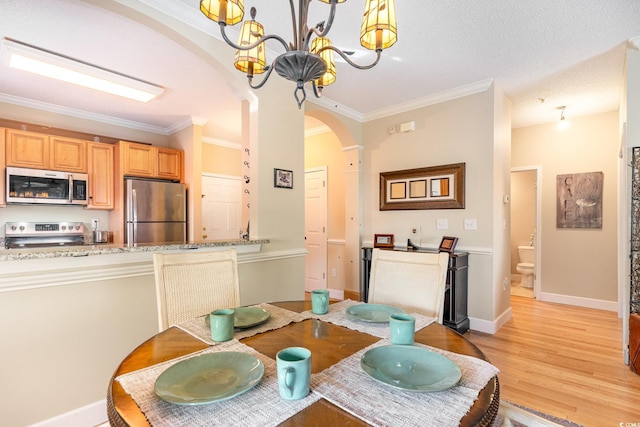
311;289;330;314
390;313;416;345
276;347;311;400
209;308;235;342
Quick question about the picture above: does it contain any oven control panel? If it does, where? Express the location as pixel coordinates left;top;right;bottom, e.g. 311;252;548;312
5;222;85;236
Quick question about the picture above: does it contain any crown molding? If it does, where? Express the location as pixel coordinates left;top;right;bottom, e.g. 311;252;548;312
362;79;494;122
0;93;170;135
202;136;242;149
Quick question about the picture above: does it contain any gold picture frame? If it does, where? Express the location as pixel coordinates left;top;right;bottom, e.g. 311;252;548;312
380;163;465;210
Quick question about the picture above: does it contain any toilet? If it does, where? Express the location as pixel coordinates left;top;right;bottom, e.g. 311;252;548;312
516;246;535;288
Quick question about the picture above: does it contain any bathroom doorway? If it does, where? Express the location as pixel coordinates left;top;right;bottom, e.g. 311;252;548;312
510;167;541;298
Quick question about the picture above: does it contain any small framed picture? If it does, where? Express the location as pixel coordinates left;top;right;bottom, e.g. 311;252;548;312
438;236;458;253
374;234;394;249
274;168;293;189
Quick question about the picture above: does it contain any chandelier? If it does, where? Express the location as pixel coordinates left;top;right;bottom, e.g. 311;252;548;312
200;0;397;108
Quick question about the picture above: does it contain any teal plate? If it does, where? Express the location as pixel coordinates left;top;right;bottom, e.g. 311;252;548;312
205;307;271;329
346;303;405;323
155;352;264;405
361;345;461;392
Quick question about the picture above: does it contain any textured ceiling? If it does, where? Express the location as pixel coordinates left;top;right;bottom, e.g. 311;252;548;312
0;0;639;141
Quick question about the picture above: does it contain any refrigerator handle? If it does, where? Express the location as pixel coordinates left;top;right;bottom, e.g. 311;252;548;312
131;189;138;245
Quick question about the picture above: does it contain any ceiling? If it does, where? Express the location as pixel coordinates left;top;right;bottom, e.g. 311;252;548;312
1;0;639;142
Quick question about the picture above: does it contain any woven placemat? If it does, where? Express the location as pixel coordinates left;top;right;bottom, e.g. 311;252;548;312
175;303;307;345
302;299;436;338
311;339;500;427
116;340;321;426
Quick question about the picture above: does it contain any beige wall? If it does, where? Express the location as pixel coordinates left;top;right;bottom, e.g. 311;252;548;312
360;85;511;324
202;143;242;176
512;111;619;303
510;170;536;273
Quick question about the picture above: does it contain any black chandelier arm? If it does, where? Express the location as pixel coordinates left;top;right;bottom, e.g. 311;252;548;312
311;80;322;98
317;46;383;70
246;61;277;90
290;0;299;49
302;0;338;51
219;22;289;52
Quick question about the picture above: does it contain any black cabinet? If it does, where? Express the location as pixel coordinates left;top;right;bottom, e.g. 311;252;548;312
361;247;469;334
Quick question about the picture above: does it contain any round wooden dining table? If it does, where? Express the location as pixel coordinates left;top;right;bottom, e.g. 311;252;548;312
107;300;499;426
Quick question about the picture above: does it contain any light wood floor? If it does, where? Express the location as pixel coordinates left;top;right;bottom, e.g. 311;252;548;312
465;296;640;426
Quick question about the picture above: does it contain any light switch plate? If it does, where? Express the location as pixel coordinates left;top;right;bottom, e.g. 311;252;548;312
464;219;477;230
436;219;448;230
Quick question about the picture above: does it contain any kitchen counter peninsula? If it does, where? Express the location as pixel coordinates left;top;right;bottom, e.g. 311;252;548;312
0;238;268;262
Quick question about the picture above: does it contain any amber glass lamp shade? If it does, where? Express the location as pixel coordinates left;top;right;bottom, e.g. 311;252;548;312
200;0;244;25
360;0;397;50
311;37;336;88
234;19;267;76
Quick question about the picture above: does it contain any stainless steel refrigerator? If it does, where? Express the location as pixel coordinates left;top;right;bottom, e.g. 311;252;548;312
125;178;187;246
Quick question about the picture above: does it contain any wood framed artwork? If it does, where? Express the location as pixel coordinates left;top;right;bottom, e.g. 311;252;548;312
274;168;293;189
380;163;465;210
438;236;458;253
374;234;394;249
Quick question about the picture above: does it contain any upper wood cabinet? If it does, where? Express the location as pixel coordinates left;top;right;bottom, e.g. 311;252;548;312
156;147;183;181
5;129;49;169
120;141;183;181
50;136;87;173
5;129;87;172
86;142;114;210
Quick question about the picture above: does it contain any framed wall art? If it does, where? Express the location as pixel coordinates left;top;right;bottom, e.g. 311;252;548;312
374;234;394;249
380;163;465;210
274;168;293;189
556;171;603;229
438;236;458;253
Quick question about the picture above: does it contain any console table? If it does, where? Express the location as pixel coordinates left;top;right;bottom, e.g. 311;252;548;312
361;247;469;333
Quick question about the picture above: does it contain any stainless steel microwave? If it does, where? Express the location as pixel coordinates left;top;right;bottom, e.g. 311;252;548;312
6;167;88;206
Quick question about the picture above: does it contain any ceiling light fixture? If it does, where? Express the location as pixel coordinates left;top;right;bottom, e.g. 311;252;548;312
557;105;568;129
3;38;164;103
199;0;397;109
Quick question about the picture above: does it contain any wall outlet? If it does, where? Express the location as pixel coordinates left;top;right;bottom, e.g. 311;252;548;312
464;218;477;230
331;268;337;277
91;219;99;230
436;219;448;230
503;277;509;291
410;226;420;236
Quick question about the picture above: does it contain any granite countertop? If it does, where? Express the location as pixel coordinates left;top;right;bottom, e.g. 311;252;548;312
0;239;269;261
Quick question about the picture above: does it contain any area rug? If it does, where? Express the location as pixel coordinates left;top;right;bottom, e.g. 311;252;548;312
491;401;584;427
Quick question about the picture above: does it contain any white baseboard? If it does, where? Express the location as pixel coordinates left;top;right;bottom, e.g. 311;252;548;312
328;288;344;300
539;292;617;312
469;306;513;334
29;399;107;427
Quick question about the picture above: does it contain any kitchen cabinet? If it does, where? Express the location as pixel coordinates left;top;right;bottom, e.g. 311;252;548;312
50;136;87;172
119;141;183;181
156;146;183;181
5;129;87;172
86;142;114;209
5;129;49;169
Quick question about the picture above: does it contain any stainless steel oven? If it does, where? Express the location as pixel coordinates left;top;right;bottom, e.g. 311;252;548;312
6;167;88;205
5;222;86;248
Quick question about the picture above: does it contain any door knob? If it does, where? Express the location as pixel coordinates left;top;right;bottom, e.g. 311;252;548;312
202;234;208;239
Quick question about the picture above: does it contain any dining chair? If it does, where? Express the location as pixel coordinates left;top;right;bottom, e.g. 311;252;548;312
153;248;240;331
368;249;450;323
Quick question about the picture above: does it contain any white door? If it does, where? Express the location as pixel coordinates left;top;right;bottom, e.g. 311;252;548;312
202;174;241;241
305;167;328;292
